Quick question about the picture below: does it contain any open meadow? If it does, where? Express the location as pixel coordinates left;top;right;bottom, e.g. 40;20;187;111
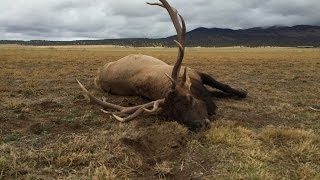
0;45;319;179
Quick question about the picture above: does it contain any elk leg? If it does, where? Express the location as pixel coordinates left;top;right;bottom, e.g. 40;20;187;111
199;72;247;98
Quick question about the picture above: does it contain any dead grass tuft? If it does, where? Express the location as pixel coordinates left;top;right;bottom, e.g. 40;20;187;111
206;121;258;148
92;165;117;180
260;126;318;145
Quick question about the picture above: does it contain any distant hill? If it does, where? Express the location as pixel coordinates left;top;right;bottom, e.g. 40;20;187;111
1;25;320;47
177;25;320;47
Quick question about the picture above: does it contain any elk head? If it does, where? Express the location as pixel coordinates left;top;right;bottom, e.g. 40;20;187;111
77;0;216;131
160;67;216;131
147;0;216;131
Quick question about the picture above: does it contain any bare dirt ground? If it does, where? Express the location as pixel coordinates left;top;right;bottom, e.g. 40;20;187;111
0;45;319;179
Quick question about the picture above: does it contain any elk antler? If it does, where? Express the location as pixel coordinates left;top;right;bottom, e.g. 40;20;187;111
77;79;164;122
147;0;186;88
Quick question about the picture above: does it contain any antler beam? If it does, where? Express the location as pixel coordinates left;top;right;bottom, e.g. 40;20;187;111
147;0;186;87
77;79;164;122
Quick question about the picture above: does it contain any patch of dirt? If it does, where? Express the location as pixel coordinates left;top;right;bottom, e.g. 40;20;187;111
120;124;188;178
31;99;63;111
121;128;186;165
28;122;47;135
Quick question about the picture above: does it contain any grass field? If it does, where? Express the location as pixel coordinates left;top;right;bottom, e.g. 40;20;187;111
0;45;319;179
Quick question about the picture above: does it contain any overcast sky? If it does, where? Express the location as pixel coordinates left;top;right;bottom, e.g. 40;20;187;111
0;0;319;40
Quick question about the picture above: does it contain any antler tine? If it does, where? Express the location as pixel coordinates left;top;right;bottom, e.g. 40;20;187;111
100;107;141;115
171;13;186;85
112;108;145;122
77;79;124;111
181;67;188;84
146;2;164;8
179;14;186;44
112;99;164;122
147;0;186;86
146;1;181;35
143;99;163;113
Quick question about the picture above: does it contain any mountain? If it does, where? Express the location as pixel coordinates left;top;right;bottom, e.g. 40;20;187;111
1;25;320;47
176;25;320;47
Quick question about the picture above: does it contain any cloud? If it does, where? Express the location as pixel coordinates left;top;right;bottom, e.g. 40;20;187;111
0;0;319;40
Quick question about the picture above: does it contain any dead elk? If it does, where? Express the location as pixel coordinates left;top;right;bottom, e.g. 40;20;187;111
77;0;247;131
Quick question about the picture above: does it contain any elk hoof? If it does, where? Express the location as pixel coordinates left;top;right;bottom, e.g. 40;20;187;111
237;88;248;98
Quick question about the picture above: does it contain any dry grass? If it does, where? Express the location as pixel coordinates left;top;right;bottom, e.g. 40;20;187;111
0;45;319;179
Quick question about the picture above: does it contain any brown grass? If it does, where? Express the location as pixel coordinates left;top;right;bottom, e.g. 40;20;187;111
0;45;319;179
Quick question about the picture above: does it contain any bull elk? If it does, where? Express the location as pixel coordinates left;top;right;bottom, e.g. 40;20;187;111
77;0;247;131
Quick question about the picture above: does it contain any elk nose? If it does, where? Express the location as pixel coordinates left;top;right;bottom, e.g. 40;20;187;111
192;122;204;132
192;119;211;132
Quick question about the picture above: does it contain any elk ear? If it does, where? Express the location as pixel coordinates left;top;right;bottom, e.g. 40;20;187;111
181;67;191;90
185;78;192;91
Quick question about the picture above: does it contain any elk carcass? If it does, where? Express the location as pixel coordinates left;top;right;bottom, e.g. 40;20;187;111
77;0;247;131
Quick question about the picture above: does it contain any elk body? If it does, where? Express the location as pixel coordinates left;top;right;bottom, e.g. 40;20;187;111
77;0;247;131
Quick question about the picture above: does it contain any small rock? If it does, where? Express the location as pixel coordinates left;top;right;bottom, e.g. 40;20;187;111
21;107;31;113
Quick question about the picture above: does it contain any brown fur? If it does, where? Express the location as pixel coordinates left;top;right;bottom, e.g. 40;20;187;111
95;54;246;131
96;55;203;98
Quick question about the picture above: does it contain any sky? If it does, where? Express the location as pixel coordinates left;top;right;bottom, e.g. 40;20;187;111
0;0;319;40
